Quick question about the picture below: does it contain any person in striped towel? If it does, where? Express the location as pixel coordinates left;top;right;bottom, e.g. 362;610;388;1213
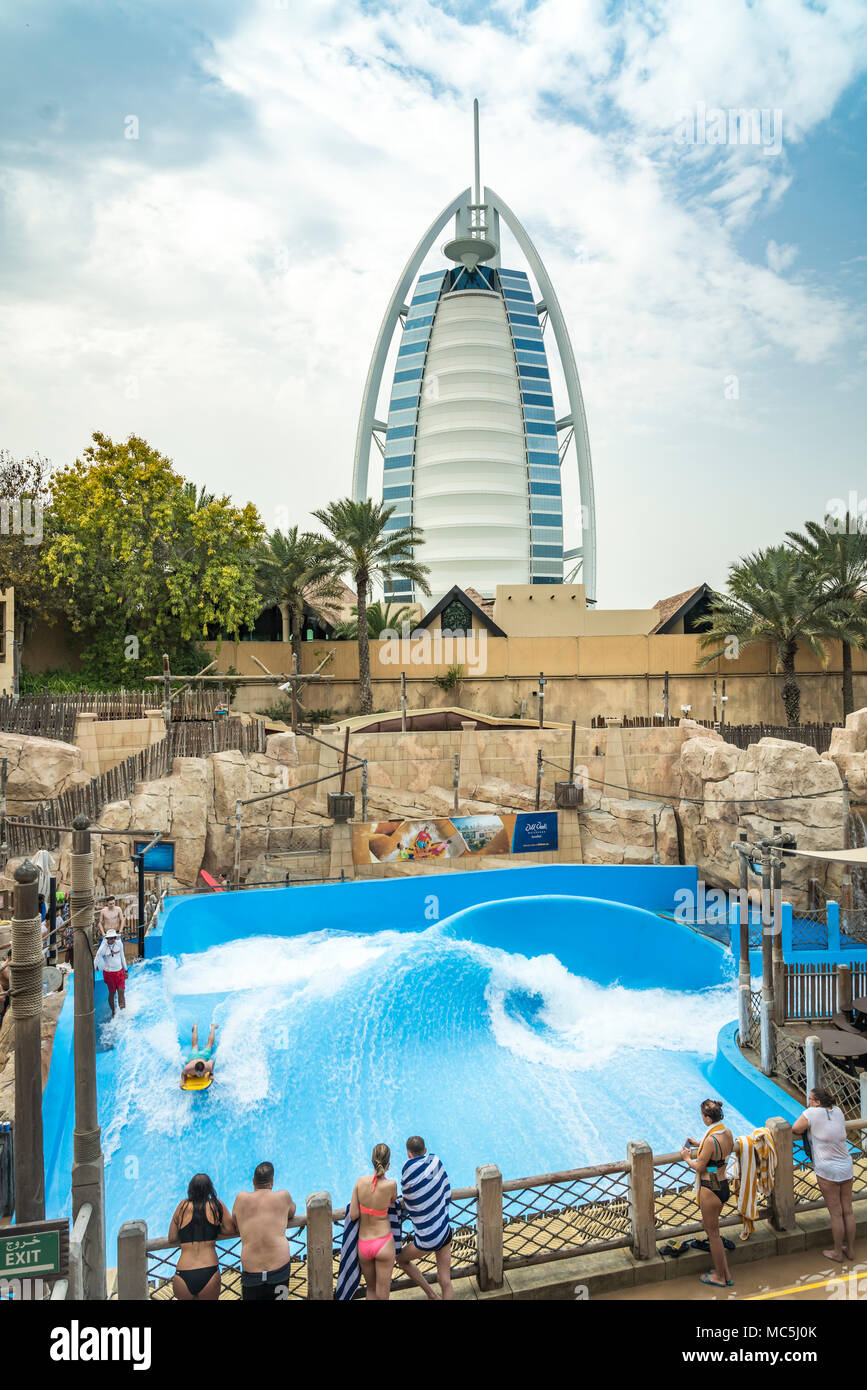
396;1136;454;1301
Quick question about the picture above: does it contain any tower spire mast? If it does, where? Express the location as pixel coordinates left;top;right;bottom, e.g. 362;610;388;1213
473;98;481;210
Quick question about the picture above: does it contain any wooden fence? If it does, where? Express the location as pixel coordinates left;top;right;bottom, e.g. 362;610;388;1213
6;718;267;857
590;716;838;753
0;688;226;740
117;1114;867;1301
784;960;867;1021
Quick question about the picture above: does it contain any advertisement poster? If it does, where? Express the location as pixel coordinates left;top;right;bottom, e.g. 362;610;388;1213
352;812;558;864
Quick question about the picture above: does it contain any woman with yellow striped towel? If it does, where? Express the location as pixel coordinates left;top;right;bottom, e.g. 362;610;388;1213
681;1099;734;1287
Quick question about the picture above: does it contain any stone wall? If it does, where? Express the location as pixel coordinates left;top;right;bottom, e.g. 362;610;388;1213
73;711;166;776
0;730;91;813
4;710;865;905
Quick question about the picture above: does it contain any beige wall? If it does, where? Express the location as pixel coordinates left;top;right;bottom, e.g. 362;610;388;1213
206;634;867;726
74;711;166;776
0;588;15;694
491;583;657;637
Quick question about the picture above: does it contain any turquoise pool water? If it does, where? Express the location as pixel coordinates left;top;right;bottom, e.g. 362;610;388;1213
43;891;766;1248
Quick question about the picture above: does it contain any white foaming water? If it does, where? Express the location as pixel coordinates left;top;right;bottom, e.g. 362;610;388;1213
475;942;736;1069
72;924;751;1246
166;930;394;999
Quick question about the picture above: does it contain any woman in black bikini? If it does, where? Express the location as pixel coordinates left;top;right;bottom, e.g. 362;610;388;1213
681;1098;734;1288
169;1172;237;1300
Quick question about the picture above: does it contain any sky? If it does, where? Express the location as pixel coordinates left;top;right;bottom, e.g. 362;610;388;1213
1;0;866;608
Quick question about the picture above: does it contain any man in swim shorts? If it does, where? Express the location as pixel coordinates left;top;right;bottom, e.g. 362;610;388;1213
94;928;128;1017
180;1021;217;1087
98;895;126;939
232;1162;297;1301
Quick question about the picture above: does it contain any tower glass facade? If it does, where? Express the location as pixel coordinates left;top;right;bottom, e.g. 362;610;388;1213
383;265;564;603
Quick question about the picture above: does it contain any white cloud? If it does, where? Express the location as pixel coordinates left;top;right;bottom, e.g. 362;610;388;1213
766;240;799;273
0;0;865;609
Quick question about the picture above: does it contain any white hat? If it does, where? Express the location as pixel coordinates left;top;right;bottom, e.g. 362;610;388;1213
106;928;118;939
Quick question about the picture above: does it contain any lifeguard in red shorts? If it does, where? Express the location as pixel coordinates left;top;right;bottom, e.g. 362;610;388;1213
94;928;127;1016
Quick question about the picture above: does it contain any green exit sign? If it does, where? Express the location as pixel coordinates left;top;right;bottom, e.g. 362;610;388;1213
0;1225;64;1276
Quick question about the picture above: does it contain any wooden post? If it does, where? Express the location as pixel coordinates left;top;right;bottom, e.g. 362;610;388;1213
805;1034;822;1100
841;777;852;926
771;837;785;1024
339;726;350;795
837;962;852;1014
475;1164;504;1292
290;651;299;734
737;834;751;1045
48;874;57;967
305;1191;334;1300
136;852;146;958
70;814;107;1301
10;859;45;1222
760;844;775;1075
0;756;8;870
627;1140;655;1260
117;1220;149;1300
161;653;172;731
767;1117;796;1231
233;800;242;890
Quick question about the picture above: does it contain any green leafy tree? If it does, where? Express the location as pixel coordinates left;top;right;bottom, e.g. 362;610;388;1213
255;527;344;646
42;432;264;684
786;515;867;719
0;450;58;643
697;545;867;724
330;600;416;640
312;498;430;713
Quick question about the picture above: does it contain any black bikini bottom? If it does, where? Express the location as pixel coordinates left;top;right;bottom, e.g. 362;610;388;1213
700;1179;731;1206
176;1265;219;1296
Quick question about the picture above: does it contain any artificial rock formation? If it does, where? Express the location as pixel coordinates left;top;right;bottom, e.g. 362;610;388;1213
824;707;867;800
0;731;91;811
678;734;845;900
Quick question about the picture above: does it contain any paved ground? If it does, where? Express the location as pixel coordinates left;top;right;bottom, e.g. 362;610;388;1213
598;1235;867;1302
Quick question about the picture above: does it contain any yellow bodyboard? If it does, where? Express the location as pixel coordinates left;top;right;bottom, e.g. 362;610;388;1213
181;1073;213;1092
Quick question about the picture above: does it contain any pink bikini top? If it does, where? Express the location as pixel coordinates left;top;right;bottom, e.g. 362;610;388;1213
359;1174;389;1218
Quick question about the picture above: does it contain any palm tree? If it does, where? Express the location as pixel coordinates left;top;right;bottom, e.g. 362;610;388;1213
697;545;867;724
312;498;430;713
256;527;344;647
331;600;416;640
786;514;867;719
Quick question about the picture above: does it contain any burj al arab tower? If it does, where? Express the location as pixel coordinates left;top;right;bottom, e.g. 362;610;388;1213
352;102;596;605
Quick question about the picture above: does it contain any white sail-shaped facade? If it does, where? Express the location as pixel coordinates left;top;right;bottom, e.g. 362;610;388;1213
353;156;596;604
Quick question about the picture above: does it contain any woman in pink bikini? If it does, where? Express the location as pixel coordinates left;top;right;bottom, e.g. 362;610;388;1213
349;1143;397;1300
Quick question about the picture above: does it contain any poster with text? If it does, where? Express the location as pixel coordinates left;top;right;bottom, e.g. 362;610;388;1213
352;811;558;864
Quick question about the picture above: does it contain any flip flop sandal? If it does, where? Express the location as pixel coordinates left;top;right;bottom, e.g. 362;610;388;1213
699;1273;733;1286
